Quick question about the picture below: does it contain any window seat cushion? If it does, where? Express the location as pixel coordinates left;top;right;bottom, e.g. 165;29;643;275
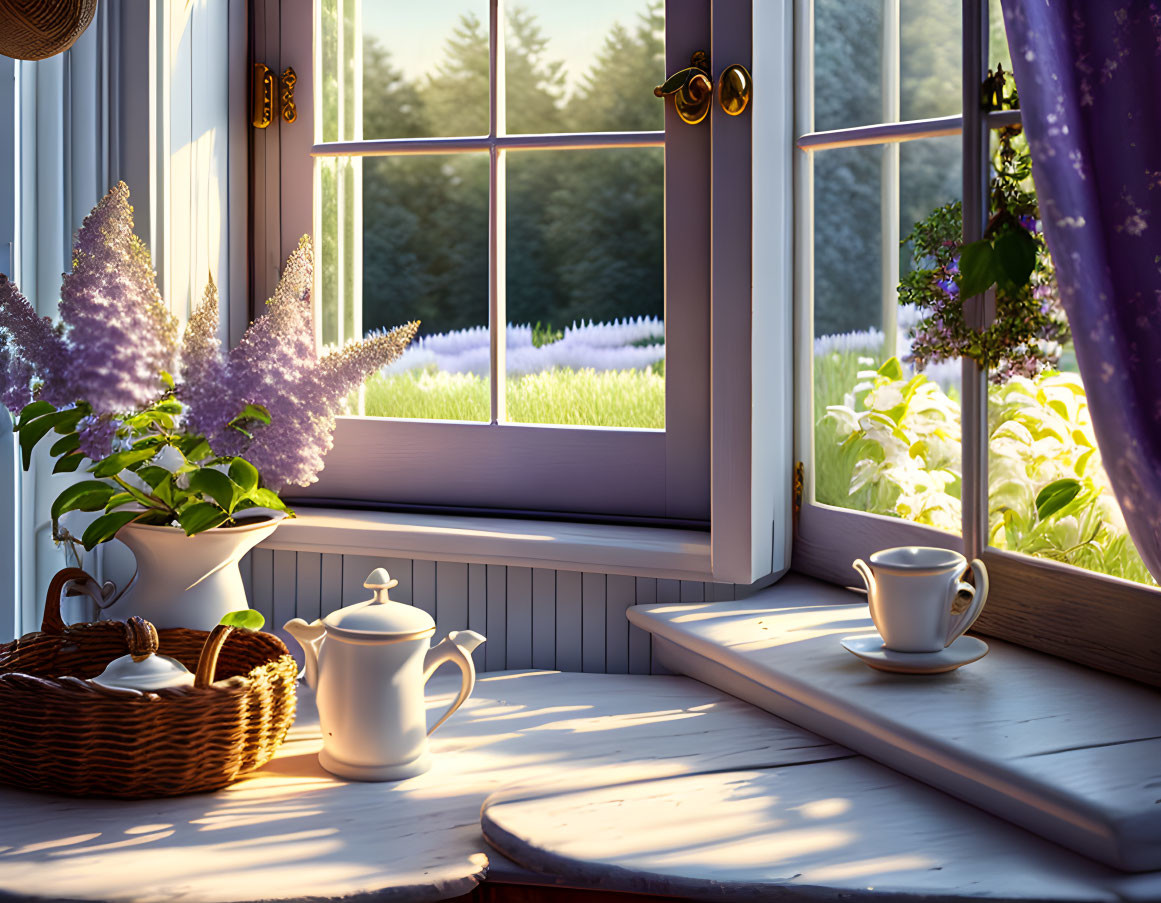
626;573;1161;872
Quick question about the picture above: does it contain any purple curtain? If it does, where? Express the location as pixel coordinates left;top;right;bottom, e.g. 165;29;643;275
1002;1;1161;581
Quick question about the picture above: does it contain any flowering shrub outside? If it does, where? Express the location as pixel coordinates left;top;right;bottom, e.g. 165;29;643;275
364;318;665;428
819;352;1153;586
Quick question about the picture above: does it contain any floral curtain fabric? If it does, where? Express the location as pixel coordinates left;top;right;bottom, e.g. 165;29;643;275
1002;1;1161;581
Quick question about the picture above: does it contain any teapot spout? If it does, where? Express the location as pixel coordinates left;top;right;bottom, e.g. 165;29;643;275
449;629;486;655
284;618;327;689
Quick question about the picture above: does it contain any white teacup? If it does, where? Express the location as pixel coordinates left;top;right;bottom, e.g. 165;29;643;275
852;547;988;654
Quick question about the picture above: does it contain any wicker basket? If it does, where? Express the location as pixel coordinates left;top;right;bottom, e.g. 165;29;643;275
0;567;298;799
0;0;98;61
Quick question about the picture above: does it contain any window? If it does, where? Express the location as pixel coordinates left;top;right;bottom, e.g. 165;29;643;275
255;1;792;586
793;0;1161;684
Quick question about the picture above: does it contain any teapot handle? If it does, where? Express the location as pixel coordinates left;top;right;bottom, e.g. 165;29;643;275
422;630;486;736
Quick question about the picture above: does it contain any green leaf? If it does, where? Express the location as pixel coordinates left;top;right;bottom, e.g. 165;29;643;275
49;432;81;457
51;480;117;519
90;446;164;478
81;510;145;550
229;403;272;429
104;491;137;512
219;609;265;630
160;370;176;390
178;501;230;536
19;409;80;470
228;458;259;494
135;465;172;489
186;467;238;511
1036;478;1082;521
16;400;55;427
53;453;85;474
155;399;183;414
993;228;1037;288
958;239;996;298
245;487;289;511
876;357;904;381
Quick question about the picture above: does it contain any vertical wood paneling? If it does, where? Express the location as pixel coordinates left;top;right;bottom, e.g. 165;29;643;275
413;559;436;620
295;552;322;623
435;561;468;643
320;554;343;615
531;568;556;670
680;581;706;602
239;552;253;607
708;581;736;602
271;550;297;653
657;579;681;604
468;563;488;671
383;557;413;603
341;554;383;607
485;564;507;671
555;570;582;672
250;548;274;631
630;578;656;675
505;567;532;669
581;572;606;673
605;575;635;674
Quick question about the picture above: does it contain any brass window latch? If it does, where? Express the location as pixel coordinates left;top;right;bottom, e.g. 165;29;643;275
655;53;752;125
252;63;297;128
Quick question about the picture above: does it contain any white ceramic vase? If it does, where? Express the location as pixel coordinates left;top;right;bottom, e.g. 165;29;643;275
96;517;283;631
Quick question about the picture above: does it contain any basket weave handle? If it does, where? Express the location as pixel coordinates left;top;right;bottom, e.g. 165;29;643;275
193;624;235;689
43;567;97;634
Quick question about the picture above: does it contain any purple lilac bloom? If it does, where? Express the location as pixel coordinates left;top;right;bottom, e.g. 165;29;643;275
58;182;178;415
0;339;32;412
78;415;119;459
0;274;73;407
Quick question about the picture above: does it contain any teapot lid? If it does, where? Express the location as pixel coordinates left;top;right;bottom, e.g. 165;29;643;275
322;569;435;637
91;618;196;692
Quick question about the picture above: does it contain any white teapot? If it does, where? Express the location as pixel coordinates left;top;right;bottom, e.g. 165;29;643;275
284;568;485;781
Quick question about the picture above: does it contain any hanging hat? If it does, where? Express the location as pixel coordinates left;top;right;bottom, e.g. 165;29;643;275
0;0;98;62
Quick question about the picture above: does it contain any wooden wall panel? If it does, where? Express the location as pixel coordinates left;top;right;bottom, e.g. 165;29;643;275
242;551;743;675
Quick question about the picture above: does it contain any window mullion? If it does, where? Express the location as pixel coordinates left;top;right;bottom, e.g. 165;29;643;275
879;0;900;359
961;0;991;559
489;0;507;425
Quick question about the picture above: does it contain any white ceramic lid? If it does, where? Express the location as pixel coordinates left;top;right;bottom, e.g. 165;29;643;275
91;618;195;691
322;568;435;636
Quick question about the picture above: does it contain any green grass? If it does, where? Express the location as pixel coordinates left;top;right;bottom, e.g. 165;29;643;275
361;368;665;428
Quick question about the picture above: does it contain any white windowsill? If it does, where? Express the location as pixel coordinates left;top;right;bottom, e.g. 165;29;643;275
259;507;713;581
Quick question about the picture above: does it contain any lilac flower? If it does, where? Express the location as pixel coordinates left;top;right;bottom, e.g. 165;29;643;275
0;338;32;412
58;182;178;415
180;237;418;489
78;415;119;459
0;274;73;407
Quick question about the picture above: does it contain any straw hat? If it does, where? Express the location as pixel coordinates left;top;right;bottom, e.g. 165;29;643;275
0;0;98;61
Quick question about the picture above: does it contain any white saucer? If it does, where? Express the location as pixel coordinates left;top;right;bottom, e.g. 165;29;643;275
840;634;989;674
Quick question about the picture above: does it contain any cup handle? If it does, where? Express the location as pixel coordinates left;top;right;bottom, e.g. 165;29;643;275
946;558;988;646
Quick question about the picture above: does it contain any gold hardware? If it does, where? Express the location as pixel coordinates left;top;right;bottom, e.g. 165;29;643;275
252;63;275;128
792;460;804;528
717;64;752;116
280;67;297;123
654;51;712;125
252;63;297;128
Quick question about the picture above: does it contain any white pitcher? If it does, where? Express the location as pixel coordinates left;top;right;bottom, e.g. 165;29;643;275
284;569;485;781
852;546;988;653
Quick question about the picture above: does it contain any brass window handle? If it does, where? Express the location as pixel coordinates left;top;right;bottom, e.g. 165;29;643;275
654;51;712;125
717;64;752;116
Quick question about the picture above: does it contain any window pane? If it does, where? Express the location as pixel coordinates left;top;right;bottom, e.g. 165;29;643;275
505;147;664;428
320;153;491;422
813;139;962;535
504;1;664;134
901;0;961;121
814;0;960;133
321;0;491;140
989;0;1013;74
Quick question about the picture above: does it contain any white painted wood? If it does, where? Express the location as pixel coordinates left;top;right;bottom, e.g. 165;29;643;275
555;570;583;673
505;567;532;669
262;507;712;581
628;575;1161;872
413;559;436;621
320;553;343;615
605;575;634;675
656;578;681;604
315;132;665;157
238;551;253;608
485;564;507;672
530;568;555;671
271;549;297;652
581;573;606;673
340;554;383;608
629;578;655;675
0;672;856;903
381;557;413;603
436;561;469;645
707;581;735;602
483;759;1126;902
679;580;704;602
249;547;274;629
294;551;322;624
468;563;488;671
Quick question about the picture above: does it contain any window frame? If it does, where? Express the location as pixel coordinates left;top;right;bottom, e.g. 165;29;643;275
252;0;794;586
791;0;1161;687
